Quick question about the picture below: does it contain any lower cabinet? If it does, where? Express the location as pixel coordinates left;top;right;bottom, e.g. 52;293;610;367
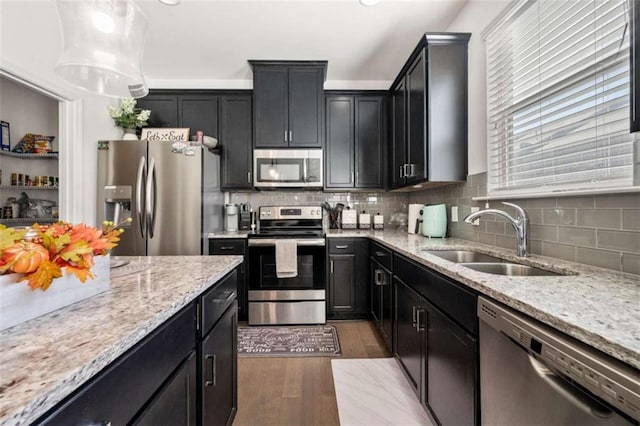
209;238;248;321
370;241;393;351
393;254;479;426
134;352;197;425
200;301;238;426
327;238;369;319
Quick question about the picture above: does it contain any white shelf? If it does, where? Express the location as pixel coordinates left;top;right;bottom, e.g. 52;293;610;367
0;151;58;159
0;185;58;191
0;217;58;225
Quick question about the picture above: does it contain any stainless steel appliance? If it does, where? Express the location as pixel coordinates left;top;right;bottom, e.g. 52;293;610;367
478;297;640;425
97;140;203;256
247;205;326;325
253;149;323;188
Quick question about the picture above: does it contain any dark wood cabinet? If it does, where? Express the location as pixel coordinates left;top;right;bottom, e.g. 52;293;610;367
394;277;424;395
179;95;219;137
136;94;179;128
250;61;326;148
220;95;253;190
200;302;237;426
392;253;478;425
370;243;393;351
631;0;640;132
389;33;470;189
325;93;386;189
208;239;247;321
327;238;369;319
133;352;197;426
426;305;477;426
39;305;197;425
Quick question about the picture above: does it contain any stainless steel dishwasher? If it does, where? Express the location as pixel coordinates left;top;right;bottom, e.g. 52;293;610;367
478;297;640;425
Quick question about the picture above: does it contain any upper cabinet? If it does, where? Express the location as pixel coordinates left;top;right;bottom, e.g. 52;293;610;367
325;92;387;189
390;33;470;190
250;61;326;148
220;95;253;190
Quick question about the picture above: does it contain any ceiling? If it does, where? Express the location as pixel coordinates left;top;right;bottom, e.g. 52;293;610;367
137;0;468;89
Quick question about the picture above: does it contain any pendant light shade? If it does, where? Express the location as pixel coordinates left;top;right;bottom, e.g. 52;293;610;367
54;0;149;98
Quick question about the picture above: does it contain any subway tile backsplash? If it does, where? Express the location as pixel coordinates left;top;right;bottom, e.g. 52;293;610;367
408;172;640;275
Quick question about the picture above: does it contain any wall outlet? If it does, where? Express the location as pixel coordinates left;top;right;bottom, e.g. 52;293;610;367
470;207;480;226
451;206;458;222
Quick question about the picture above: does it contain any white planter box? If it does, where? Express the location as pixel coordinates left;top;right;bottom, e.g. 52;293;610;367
0;255;110;331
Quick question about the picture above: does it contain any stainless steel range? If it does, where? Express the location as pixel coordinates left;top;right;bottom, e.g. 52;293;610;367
247;206;326;325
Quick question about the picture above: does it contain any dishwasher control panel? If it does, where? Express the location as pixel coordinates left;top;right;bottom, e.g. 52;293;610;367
479;298;640;422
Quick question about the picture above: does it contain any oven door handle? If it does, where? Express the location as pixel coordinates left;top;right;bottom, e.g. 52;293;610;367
248;238;325;247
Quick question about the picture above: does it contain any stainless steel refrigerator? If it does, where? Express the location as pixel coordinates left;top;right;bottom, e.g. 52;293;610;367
97;140;204;256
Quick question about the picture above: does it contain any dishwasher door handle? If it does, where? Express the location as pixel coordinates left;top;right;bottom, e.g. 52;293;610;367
528;355;614;419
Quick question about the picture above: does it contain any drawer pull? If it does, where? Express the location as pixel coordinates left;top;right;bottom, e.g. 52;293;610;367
375;251;387;257
335;245;349;249
211;291;235;302
219;246;235;250
205;354;216;387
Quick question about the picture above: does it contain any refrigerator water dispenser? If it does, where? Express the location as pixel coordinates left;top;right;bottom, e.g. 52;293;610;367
103;186;132;227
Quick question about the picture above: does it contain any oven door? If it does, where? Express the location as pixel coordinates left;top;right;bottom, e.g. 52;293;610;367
253;149;323;187
247;240;326;292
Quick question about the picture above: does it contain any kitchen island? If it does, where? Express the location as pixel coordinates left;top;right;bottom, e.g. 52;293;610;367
0;255;243;426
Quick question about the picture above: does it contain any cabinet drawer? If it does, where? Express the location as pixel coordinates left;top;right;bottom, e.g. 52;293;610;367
394;254;477;335
328;238;356;253
370;241;392;270
40;305;196;425
201;269;237;338
209;239;246;255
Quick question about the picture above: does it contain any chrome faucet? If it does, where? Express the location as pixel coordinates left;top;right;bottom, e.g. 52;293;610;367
463;202;530;257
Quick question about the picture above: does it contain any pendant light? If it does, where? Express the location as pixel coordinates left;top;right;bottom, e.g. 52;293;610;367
54;0;149;98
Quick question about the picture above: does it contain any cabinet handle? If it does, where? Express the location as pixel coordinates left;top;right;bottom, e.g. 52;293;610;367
408;163;415;177
284;130;288;142
399;165;404;178
375;269;383;286
219;246;235;250
330;260;334;274
403;164;410;178
375;251;387;257
248;171;252;184
205;354;216;387
416;309;426;332
412;305;417;327
289;130;293;142
335;245;349;249
212;290;235;302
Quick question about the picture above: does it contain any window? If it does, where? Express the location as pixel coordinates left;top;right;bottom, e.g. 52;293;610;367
485;0;638;197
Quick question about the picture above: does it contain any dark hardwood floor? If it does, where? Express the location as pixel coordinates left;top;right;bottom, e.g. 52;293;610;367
233;320;391;426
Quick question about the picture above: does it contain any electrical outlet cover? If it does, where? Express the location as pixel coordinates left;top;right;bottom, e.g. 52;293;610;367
451;206;458;222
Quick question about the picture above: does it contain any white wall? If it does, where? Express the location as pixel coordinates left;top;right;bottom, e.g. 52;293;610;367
0;0;119;225
445;0;511;175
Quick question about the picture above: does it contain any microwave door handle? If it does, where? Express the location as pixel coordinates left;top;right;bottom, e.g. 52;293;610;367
303;158;308;182
136;156;146;238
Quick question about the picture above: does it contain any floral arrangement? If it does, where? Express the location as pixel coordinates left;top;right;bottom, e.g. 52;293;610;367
0;220;128;291
107;97;151;130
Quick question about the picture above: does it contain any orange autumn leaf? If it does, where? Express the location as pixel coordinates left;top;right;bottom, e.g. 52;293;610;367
64;263;95;283
18;259;62;291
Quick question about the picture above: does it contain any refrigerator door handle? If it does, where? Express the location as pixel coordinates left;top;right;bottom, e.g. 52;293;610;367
136;156;146;238
146;157;157;239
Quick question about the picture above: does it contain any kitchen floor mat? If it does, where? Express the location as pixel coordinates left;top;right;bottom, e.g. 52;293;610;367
331;358;434;426
237;325;341;357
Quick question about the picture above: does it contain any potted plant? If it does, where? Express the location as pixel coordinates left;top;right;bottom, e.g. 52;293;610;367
107;97;151;140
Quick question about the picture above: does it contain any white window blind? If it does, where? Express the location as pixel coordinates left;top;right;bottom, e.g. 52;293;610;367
485;0;637;197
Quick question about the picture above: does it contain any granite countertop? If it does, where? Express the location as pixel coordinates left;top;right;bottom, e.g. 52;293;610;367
0;255;243;426
327;229;640;370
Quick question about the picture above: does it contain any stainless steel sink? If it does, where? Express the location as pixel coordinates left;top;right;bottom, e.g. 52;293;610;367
460;262;561;276
423;250;504;263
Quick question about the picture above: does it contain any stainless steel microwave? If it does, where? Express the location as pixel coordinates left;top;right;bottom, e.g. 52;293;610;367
253;149;323;188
